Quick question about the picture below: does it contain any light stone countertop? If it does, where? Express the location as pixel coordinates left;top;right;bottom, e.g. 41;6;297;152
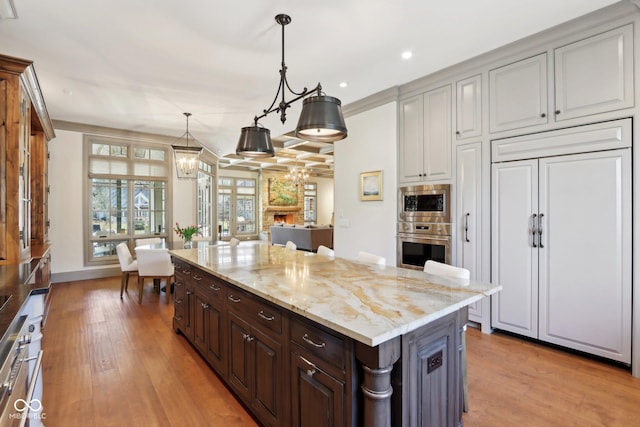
170;244;501;347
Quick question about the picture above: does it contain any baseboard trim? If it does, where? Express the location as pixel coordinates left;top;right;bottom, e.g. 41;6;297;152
52;267;120;283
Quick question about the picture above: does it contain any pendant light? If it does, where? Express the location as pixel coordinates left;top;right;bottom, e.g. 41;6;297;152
172;112;203;179
236;14;347;158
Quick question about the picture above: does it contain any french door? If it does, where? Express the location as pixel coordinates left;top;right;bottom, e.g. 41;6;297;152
217;177;257;240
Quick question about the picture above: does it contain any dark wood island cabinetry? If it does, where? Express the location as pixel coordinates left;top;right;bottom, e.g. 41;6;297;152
171;245;500;427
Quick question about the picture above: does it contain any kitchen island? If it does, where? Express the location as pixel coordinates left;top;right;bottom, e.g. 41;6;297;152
170;244;500;427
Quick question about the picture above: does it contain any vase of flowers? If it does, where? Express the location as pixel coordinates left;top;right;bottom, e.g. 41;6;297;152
174;222;201;249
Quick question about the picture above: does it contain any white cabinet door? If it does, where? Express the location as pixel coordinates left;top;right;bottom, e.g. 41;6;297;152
538;149;631;363
456;142;483;322
399;86;452;182
456;75;482;140
423;85;452;180
491;159;539;338
399;95;424;183
489;53;548;133
554;25;634;121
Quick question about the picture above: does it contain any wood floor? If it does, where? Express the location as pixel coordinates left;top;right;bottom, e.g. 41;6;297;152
42;277;640;426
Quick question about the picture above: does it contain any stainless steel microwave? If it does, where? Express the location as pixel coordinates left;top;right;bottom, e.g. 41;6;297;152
398;184;450;222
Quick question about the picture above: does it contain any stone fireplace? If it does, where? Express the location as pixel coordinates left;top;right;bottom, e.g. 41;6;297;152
261;171;304;234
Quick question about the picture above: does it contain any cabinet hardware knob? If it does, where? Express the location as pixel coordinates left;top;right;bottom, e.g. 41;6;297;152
456;130;460;135
201;303;210;309
541;113;546;118
555;110;561;115
258;310;275;321
302;333;326;348
186;290;193;295
299;355;318;377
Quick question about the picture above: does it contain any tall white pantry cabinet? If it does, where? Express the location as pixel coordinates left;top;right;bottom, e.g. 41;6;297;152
491;120;632;363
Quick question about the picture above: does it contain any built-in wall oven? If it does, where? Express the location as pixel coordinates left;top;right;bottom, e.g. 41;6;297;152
397;184;452;270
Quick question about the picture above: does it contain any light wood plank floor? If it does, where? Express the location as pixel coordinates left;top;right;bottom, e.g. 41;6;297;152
42;277;640;426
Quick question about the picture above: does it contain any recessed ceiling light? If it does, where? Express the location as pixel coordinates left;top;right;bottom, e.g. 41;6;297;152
339;81;348;88
401;50;413;60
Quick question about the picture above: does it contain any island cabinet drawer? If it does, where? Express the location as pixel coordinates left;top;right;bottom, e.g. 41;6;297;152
192;271;226;305
226;288;283;336
173;259;194;280
290;318;346;372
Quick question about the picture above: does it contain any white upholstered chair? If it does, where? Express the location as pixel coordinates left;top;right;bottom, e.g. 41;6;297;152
317;245;334;257
230;237;240;247
357;251;385;266
135;237;162;247
285;241;297;251
135;248;175;304
423;260;470;412
116;242;138;298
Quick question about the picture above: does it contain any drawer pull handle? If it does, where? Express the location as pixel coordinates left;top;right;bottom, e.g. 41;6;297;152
175;315;183;321
193;275;203;281
182;269;190;274
299;355;318;377
174;282;183;287
302;334;326;348
258;310;275;321
228;295;241;303
174;298;183;304
209;284;221;291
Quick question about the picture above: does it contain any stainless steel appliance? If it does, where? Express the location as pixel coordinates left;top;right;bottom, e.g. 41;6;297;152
0;313;44;426
398;184;450;223
398;184;452;270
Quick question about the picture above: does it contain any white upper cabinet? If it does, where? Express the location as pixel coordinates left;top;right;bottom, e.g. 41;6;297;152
489;25;634;135
455;75;482;140
399;85;452;183
489;53;548;133
554;25;634;121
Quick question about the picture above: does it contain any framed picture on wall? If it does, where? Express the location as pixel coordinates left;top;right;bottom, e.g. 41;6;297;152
360;170;382;201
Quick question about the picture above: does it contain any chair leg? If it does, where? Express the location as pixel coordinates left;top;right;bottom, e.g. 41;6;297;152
138;276;144;304
120;273;126;298
462;328;469;413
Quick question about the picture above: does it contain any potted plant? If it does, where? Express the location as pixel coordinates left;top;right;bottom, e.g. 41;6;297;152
174;223;201;249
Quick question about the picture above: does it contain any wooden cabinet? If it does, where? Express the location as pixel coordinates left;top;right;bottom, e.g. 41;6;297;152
455;75;482;139
491;120;632;363
489;53;548;133
290;317;355;427
227;287;286;427
455;142;484;325
0;55;54;264
554;25;633;121
399;85;452;183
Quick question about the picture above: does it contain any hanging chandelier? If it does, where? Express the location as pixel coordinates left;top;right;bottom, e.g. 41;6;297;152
236;14;348;159
172;112;203;179
285;166;309;186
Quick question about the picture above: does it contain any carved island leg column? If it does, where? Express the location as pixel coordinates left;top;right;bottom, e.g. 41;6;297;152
355;337;401;427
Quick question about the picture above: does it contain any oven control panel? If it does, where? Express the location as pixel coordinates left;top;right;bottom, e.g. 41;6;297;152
398;222;451;237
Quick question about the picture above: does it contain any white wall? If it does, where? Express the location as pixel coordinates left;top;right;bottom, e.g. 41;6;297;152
333;102;397;264
315;176;334;225
48;130;88;275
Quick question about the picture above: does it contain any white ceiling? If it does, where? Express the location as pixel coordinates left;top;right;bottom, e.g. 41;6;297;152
0;0;621;161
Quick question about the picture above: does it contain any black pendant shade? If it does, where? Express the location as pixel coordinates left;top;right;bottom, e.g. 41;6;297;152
296;95;347;143
236;126;274;158
235;13;348;158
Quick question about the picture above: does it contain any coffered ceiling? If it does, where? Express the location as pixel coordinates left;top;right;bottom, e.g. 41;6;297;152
0;0;621;179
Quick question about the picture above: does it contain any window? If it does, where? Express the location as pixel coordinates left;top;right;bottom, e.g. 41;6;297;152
197;160;215;238
217;177;257;238
304;183;317;223
85;136;170;265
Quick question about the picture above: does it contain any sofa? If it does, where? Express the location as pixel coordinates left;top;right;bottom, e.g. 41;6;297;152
270;224;333;252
